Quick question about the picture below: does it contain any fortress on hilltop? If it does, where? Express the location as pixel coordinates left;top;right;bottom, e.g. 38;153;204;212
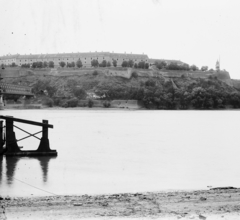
0;52;235;88
0;52;184;68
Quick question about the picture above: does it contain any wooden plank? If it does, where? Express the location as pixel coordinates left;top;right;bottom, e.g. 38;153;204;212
0;116;53;128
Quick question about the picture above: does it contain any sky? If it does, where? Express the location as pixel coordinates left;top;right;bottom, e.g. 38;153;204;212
0;0;240;78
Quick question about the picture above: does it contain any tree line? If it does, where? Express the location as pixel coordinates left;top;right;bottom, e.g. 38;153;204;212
2;60;214;72
30;71;240;109
155;61;214;72
94;77;240;109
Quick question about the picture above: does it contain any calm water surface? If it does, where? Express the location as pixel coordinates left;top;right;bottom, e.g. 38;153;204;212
0;109;240;197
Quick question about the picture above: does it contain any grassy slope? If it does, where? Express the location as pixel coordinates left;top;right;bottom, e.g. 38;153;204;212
1;70;237;102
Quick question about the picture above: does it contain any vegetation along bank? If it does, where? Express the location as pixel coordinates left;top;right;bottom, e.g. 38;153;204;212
1;66;240;110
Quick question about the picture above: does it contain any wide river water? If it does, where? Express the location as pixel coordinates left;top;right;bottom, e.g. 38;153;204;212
0;109;240;197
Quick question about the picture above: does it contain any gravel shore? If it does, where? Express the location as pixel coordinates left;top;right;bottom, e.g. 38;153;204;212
1;188;240;219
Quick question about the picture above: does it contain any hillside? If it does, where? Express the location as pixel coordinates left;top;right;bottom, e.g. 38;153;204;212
1;67;240;109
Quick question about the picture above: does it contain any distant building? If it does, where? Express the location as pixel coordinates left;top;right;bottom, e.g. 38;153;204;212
0;52;149;68
0;52;187;69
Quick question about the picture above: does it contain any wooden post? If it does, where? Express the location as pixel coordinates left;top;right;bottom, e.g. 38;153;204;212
0;95;4;110
5;117;20;153
0;121;3;154
42;120;48;139
36;120;53;152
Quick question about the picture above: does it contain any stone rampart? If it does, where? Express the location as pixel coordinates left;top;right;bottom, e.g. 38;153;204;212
0;68;20;77
214;71;231;80
105;68;132;79
0;67;232;86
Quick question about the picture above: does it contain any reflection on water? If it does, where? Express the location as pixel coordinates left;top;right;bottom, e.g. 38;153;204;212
6;157;20;184
0;156;3;184
0;156;56;185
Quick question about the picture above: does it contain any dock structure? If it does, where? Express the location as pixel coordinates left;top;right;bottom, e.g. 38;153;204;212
0;115;57;156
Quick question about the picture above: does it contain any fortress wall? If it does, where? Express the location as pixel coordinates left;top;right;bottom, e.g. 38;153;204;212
105;69;132;79
159;70;211;78
214;71;231;80
161;70;187;77
137;70;154;77
189;71;211;78
0;68;20;77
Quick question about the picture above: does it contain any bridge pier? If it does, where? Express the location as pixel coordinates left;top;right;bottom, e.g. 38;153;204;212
0;95;4;110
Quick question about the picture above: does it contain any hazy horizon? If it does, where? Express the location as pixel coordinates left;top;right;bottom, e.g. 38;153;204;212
0;0;240;78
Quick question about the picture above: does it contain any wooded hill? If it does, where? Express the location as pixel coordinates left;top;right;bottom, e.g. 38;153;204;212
2;69;240;109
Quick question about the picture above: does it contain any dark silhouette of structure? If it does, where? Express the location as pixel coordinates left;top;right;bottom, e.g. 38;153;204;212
0;115;57;156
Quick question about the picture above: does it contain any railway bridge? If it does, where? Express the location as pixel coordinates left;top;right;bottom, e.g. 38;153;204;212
0;81;34;109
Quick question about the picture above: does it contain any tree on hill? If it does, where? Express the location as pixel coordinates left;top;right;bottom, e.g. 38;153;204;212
21;64;30;68
100;60;107;67
76;59;83;68
121;61;128;67
73;87;87;99
71;61;75;68
112;59;117;67
43;61;48;68
107;61;111;67
59;61;66;68
190;64;199;71
91;59;99;67
167;62;180;70
48;61;54;68
32;62;37;68
137;61;145;69
201;66;208;71
182;63;190;71
128;60;134;68
144;63;149;69
155;61;167;69
37;62;43;68
32;62;43;68
10;62;17;67
134;63;138;68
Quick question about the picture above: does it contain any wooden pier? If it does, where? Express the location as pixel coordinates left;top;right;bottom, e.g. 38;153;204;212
0;115;57;156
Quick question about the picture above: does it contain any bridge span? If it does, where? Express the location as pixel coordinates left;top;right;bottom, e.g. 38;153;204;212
0;82;33;96
0;80;34;109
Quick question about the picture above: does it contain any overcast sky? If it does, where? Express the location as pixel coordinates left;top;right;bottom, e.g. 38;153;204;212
0;0;240;78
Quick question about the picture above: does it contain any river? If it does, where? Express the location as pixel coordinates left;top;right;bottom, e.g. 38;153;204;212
0;109;240;197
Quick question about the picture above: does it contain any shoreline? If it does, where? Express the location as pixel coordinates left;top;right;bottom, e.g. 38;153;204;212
2;189;240;219
3;105;240;111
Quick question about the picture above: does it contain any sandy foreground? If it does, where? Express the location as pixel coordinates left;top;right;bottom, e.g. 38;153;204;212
1;189;240;220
